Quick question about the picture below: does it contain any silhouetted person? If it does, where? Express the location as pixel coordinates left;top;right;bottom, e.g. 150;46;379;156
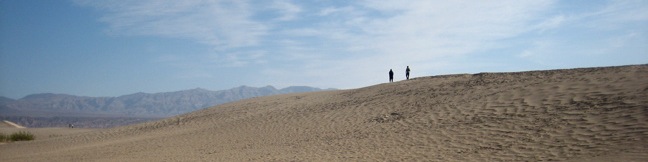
406;66;411;80
389;69;394;82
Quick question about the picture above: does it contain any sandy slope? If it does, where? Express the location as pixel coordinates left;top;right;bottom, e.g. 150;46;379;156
0;65;647;161
1;120;26;129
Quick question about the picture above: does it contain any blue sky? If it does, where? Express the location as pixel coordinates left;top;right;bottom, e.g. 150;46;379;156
1;0;647;99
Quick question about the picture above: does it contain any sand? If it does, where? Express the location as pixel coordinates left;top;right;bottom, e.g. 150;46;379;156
0;64;646;161
1;120;96;144
1;120;26;129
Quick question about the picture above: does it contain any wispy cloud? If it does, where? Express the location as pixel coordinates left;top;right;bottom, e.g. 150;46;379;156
514;0;648;67
535;15;566;32
209;50;267;67
270;0;302;21
261;0;560;88
75;0;267;49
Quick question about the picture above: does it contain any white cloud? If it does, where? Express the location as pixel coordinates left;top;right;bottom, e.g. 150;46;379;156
249;0;564;88
515;0;648;67
270;0;302;21
75;0;267;49
318;7;338;16
595;0;648;22
306;1;556;70
562;0;648;30
535;15;565;32
210;50;267;67
318;6;356;16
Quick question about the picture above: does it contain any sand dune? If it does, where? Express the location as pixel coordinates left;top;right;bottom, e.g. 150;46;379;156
1;64;647;161
1;120;25;129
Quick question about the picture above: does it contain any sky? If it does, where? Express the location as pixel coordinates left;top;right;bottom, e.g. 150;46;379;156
1;0;647;99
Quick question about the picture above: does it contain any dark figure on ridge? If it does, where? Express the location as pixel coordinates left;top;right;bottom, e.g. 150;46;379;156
389;69;394;82
406;66;411;80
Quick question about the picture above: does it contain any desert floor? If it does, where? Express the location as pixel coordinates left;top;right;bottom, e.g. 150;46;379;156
1;64;646;161
1;121;96;144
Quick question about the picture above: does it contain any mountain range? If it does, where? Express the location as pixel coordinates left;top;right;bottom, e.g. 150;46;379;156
0;85;329;127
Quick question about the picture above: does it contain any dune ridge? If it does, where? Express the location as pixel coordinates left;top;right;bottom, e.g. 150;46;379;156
0;64;647;161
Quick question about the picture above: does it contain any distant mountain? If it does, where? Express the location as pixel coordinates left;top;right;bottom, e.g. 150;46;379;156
0;85;330;118
278;86;323;93
0;96;14;103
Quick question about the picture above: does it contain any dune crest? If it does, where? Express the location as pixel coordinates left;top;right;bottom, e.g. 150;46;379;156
1;64;647;161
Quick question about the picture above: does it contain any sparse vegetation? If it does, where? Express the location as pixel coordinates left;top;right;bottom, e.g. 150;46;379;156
0;133;6;142
9;131;35;141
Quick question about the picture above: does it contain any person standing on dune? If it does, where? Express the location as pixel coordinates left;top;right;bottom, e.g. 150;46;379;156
406;66;411;80
389;69;394;82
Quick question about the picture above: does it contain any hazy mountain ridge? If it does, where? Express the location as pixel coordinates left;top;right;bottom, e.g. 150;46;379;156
0;96;15;103
1;85;328;118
